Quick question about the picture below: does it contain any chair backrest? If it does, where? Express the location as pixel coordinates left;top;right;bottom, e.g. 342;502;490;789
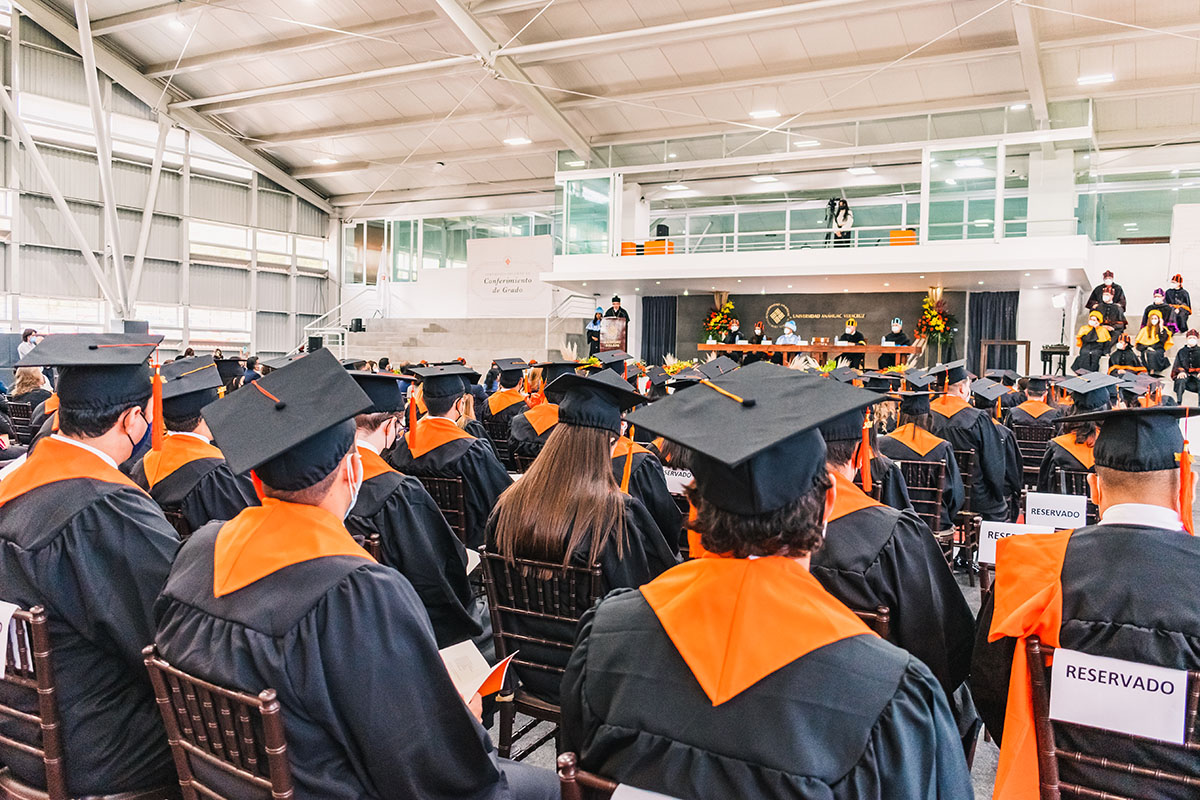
1025;636;1200;800
1055;469;1099;525
416;475;469;544
896;459;946;533
361;533;382;562
163;507;193;541
513;453;538;474
482;419;513;467
0;605;68;800
480;550;604;684
7;401;33;445
557;752;618;800
143;645;294;800
1012;424;1054;480
954;448;976;510
853;605;891;639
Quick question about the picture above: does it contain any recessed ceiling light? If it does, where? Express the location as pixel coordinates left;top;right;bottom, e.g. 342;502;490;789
667;153;677;159
1010;103;1028;111
581;282;587;287
565;160;585;167
312;157;338;165
919;275;925;279
1032;285;1039;289
787;284;792;289
847;166;875;176
1171;169;1181;176
843;288;849;293
749;175;778;183
1082;155;1090;160
1024;272;1031;276
711;286;716;290
635;287;640;292
978;280;985;285
945;178;958;185
749;109;781;119
883;282;890;287
683;289;689;296
791;139;821;148
1123;222;1139;227
663;184;689;191
955;158;984;167
760;288;766;294
655;280;661;285
503;136;532;146
1077;73;1114;85
737;279;742;283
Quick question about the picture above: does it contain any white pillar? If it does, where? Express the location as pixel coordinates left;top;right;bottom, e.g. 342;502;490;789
620;181;651;242
1026;150;1076;237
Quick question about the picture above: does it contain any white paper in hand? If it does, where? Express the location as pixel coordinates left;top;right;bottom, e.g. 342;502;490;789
438;640;518;702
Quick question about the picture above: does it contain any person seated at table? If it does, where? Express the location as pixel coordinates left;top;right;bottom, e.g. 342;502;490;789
560;363;972;799
1003;375;1061;428
1135;308;1173;376
1036;372;1118;492
776;319;801;345
878;317;911;369
744;320;770;365
1072;310;1112;373
836;318;867;369
972;405;1200;800
877;390;965;533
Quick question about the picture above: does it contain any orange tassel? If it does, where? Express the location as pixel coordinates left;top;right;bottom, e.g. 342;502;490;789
1180;448;1193;535
408;385;419;452
151;362;165;451
996;397;1001;419
620;432;634;494
859;419;872;494
248;470;266;502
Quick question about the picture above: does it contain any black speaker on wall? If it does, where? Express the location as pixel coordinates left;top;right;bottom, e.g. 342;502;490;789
349;317;365;332
654;223;670;238
307;336;324;352
123;320;150;334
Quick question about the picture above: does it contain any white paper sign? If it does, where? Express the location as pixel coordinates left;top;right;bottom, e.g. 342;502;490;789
663;467;694;496
465;236;554;318
1025;492;1087;529
1049;648;1188;744
464;548;481;575
0;601;22;680
612;786;682;800
977;522;1056;565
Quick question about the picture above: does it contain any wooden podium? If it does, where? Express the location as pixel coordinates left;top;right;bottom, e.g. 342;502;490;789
600;317;627;352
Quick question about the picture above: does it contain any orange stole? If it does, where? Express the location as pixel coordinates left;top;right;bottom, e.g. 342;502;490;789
1016;400;1053;419
213;498;374;597
887;423;946;458
141;435;224;489
641;557;874;706
931;394;972;419
356;446;394;481
1050;433;1095;470
612;438;650;459
827;471;884;522
406;417;474;459
524;403;559;436
487;389;525;416
988;530;1072;800
0;436;141;507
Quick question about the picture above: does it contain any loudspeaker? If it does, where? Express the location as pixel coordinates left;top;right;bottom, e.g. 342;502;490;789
349;317;365;332
307;336;324;353
123;320;149;334
654;223;670;238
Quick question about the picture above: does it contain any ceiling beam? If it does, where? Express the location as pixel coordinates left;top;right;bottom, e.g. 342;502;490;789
255;106;521;147
467;0;554;13
143;11;441;78
291;141;558;179
1010;2;1051;132
13;0;334;213
430;0;594;162
91;0;242;35
331;178;555;209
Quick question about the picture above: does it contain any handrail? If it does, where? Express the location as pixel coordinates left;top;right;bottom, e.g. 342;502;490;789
549;292;595;319
302;286;373;336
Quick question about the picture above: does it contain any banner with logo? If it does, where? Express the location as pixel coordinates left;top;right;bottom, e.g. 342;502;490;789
466;236;554;318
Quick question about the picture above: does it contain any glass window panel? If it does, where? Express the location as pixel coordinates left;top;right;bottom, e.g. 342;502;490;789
1004;196;1028;238
391;220;415;282
848;204;902;246
564;178;610;255
363;220;385;284
343;223;363;283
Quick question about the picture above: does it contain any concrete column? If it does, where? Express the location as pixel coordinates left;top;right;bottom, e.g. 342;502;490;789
620;181;651;243
1026;150;1076;237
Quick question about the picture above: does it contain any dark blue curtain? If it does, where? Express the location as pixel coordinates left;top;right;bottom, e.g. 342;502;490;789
641;296;677;365
967;291;1020;375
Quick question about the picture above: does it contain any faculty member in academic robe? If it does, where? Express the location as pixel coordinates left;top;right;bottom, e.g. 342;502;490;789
154;348;558;799
560;362;972;799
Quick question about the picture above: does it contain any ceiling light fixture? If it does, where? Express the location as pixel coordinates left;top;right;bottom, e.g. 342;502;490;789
945;178;957;185
978;280;985;285
312;157;338;166
847;166;875;176
565;160;586;167
792;139;821;148
1010;103;1028;111
955;158;984;167
663;184;689;191
683;289;689;296
749;109;781;119
749;175;778;183
667;153;677;159
1077;73;1114;85
503;136;532;146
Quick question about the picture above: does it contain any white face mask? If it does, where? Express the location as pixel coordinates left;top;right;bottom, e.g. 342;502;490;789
891;325;902;334
344;456;363;519
845;327;855;335
754;328;762;335
1189;339;1198;348
1173;282;1182;289
1104;278;1113;286
730;325;739;333
1116;340;1126;349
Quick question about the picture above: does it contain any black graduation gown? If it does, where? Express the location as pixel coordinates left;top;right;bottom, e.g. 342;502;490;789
508;405;557;460
1096;301;1127;334
877;330;911;369
0;445;179;795
972;524;1200;799
1106;345;1143;374
560;588;972;800
478;388;527;431
346;461;484;649
930;399;1009;520
1086;282;1125;310
1164;286;1191;331
1003;400;1061;428
1137;327;1171;374
836;330;867;368
877;428;965;531
1036;437;1092;492
1142;302;1173;328
388;429;513;550
812;487;978;740
862;453;913;511
611;443;682;552
994;420;1023;521
483;497;678;703
1172;345;1200;399
1072;327;1111;373
155;524;521;800
129;439;258;537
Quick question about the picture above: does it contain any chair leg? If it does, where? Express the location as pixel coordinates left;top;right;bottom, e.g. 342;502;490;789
497;691;515;759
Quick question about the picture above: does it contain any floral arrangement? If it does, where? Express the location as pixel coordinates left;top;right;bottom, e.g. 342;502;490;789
663;359;697;375
702;301;738;341
915;294;957;345
578;356;602;370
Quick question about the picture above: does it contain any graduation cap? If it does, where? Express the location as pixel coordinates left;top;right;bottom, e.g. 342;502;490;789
1025;375;1052;394
592;350;631;373
626;362;879;515
341;358;368;371
896;390;934;416
408;364;480;399
547;369;647;433
697;356;739;379
902;371;937;391
202;348;372;491
1068;406;1195;473
971;378;1009;417
261;355;300;372
160;356;224;419
829;367;860;384
215;357;245;382
985;369;1020;386
538;361;580;385
1059;372;1120;411
644;365;670;388
17;333;162;411
928;360;969;388
863;372;901;393
667;367;706;389
493;357;530;387
349;371;410;414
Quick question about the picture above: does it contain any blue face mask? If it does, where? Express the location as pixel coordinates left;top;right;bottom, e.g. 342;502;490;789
126;412;152;461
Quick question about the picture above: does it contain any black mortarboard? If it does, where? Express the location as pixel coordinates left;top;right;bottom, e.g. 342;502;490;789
341;358;367;371
626;362;879;515
929;360;969;387
202;348;371;490
493;358;530;374
538;361;579;386
261;355;299;372
17;333;162;411
862;372;899;393
985;369;1020;386
547;369;647;433
668;367;705;388
819;391;886;442
644;366;670;387
409;364;480;399
902;371;937;390
697;356;739;379
161;356;223;419
593;350;631;372
1026;375;1050;394
215;357;245;381
971;379;1008;404
897;391;933;416
350;371;408;414
1068;406;1195;472
829;367;860;384
1059;372;1120;411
